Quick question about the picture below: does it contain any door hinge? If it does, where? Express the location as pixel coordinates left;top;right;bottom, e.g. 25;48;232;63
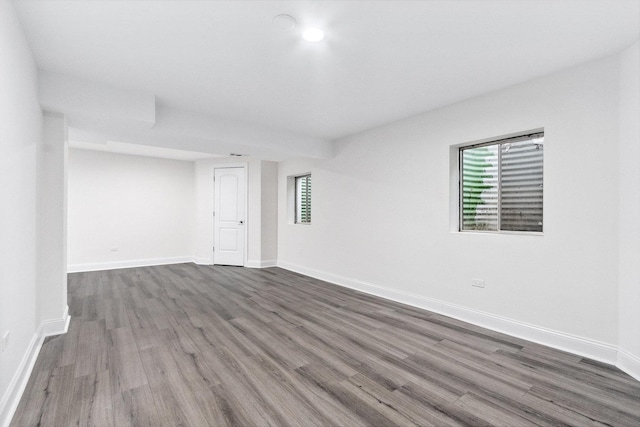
212;246;215;252
213;211;215;217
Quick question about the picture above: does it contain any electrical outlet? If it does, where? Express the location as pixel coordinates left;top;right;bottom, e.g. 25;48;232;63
1;331;9;352
110;247;119;252
471;278;485;288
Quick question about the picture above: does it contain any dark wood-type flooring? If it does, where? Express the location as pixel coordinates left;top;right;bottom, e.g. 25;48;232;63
11;264;640;426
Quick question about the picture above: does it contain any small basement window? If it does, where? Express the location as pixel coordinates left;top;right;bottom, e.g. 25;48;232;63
295;174;311;224
460;132;543;233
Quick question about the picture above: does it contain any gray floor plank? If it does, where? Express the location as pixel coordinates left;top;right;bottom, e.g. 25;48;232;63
67;370;113;427
10;264;640;426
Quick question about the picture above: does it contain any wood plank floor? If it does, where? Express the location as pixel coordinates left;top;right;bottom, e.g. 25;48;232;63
11;264;640;426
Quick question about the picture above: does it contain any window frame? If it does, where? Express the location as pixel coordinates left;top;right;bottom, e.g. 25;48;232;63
458;132;544;235
295;174;312;225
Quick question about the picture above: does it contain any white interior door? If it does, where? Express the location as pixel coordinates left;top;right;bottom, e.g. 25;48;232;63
214;167;246;266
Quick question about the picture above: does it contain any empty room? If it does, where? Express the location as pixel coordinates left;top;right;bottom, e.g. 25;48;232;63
1;0;640;426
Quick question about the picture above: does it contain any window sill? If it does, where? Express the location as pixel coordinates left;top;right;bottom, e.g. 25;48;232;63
454;230;543;237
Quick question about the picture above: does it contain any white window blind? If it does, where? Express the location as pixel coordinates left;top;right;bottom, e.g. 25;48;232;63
460;133;543;233
295;175;311;224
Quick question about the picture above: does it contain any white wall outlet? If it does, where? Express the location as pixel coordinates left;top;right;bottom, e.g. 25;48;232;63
471;278;485;288
1;331;9;352
110;247;119;252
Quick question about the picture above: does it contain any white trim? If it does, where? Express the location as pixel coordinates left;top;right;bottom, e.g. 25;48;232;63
277;261;619;366
193;256;213;266
617;348;640;382
0;310;71;427
0;333;42;427
40;306;70;337
246;259;277;269
67;256;194;273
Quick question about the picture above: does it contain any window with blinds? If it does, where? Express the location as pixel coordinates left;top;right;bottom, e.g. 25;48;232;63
460;132;543;233
295;174;311;224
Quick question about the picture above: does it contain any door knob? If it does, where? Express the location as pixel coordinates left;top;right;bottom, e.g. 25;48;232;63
239;220;244;225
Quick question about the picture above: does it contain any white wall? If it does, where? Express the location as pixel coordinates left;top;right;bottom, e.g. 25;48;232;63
68;153;278;270
0;2;42;423
67;149;195;271
193;159;217;264
617;41;640;379
278;53;625;364
248;159;262;264
261;161;278;264
37;113;68;328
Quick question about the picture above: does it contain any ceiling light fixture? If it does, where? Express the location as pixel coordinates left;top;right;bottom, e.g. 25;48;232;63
302;27;325;42
272;14;296;31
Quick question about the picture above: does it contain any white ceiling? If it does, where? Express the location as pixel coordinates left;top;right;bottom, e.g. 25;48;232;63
13;0;640;159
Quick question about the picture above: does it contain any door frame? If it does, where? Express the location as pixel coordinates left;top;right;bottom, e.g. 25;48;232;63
213;164;248;267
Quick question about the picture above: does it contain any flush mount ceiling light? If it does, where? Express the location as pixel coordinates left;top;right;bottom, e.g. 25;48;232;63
272;14;296;31
302;27;325;42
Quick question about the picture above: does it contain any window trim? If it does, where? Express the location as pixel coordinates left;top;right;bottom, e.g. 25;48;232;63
294;174;312;225
458;131;544;235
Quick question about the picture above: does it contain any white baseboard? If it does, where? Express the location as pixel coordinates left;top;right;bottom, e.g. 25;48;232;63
0;311;71;427
246;259;277;269
69;257;279;271
618;348;640;381
67;256;194;273
277;261;619;366
40;306;70;337
0;333;42;427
